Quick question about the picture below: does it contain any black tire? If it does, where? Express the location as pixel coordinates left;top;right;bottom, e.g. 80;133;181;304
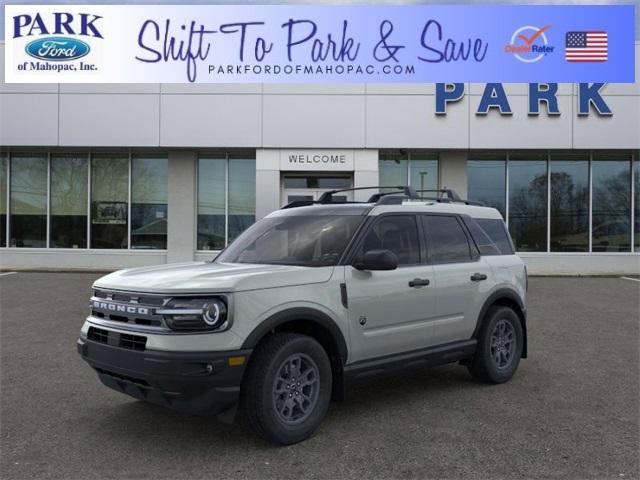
468;306;523;384
240;333;332;445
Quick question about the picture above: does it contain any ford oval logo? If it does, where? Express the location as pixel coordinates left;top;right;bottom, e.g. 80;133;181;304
25;37;90;62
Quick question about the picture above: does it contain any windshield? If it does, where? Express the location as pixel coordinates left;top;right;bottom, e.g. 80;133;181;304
216;215;364;267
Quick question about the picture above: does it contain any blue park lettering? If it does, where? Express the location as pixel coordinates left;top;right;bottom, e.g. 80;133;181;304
434;83;611;116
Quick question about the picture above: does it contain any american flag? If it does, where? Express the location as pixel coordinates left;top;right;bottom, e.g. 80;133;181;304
565;31;608;62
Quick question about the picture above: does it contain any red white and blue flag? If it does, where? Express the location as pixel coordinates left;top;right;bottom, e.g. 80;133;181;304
565;31;608;62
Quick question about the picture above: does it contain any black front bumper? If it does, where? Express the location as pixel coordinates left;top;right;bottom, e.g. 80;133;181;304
77;337;251;417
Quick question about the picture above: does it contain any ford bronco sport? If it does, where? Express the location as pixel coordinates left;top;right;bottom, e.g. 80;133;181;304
78;187;527;444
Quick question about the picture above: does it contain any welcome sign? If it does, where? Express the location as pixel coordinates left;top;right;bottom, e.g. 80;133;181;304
3;4;636;83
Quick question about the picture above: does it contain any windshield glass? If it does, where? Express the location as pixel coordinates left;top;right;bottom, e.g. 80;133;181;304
215;215;364;267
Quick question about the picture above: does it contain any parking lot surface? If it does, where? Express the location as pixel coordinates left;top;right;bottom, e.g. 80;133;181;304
1;273;638;480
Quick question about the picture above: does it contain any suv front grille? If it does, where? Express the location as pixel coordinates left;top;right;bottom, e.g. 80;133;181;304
90;289;168;330
88;327;147;351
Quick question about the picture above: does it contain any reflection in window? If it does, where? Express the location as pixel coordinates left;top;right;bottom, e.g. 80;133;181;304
10;155;47;247
228;157;256;243
362;215;420;265
0;155;6;247
467;157;506;218
197;157;226;250
379;151;408;188
131;156;168;249
379;151;439;194
423;215;472;263
550;156;589;252
592;155;631;252
50;155;88;248
508;156;547;252
91;155;128;249
409;156;438;193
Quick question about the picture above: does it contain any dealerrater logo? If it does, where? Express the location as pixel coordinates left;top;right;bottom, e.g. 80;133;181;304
12;12;103;72
505;25;554;63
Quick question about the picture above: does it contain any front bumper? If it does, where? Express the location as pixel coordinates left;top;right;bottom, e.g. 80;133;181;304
77;337;251;417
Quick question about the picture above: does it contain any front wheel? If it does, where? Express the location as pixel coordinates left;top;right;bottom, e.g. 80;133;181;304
241;333;332;444
468;306;523;384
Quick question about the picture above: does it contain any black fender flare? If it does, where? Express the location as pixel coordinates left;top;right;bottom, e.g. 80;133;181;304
473;288;528;358
241;307;349;365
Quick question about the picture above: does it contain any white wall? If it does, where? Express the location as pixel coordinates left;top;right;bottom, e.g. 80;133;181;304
2;42;639;150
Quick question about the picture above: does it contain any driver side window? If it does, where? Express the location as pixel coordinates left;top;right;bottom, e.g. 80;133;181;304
359;215;420;265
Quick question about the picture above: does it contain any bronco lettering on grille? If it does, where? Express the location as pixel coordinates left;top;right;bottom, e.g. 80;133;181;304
91;300;149;315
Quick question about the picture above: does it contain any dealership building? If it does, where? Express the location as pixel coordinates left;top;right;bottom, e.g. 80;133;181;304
0;41;638;274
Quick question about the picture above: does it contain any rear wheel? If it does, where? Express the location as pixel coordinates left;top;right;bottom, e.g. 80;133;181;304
468;306;523;383
241;333;332;444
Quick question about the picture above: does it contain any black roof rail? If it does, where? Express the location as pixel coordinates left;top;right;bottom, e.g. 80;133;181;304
280;186;484;209
412;189;485;206
317;185;417;204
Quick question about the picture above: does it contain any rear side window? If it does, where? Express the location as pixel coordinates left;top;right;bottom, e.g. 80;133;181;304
475;218;515;254
422;215;473;264
463;217;501;256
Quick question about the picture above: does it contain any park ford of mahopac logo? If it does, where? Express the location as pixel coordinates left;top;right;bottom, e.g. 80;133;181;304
25;37;91;61
12;12;103;73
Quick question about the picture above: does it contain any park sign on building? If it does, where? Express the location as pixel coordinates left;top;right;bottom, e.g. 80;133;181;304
3;4;635;84
436;83;613;116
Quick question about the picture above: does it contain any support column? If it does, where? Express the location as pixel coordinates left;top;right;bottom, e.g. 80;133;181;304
354;149;379;201
255;149;281;219
439;151;468;198
167;150;197;263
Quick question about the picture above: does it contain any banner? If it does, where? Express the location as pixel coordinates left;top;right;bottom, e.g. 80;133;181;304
3;4;636;83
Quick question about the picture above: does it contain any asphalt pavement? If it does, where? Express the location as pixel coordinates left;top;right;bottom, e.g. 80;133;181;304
0;273;638;479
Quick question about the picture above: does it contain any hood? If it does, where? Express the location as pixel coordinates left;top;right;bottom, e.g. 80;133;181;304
93;261;335;294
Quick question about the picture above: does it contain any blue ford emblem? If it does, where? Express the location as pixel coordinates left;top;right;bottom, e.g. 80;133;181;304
25;37;90;61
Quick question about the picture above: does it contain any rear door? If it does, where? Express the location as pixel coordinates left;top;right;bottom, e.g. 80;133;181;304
422;214;493;345
345;214;437;363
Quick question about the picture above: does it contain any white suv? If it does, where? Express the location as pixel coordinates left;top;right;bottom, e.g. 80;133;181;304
78;187;528;444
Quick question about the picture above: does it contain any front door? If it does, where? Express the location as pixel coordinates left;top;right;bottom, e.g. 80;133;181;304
345;214;437;363
281;175;353;206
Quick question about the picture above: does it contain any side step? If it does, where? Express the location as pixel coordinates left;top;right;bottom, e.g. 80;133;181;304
343;339;477;382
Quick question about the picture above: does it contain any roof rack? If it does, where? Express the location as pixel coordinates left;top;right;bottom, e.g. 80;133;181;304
280;186;483;209
318;186;417;204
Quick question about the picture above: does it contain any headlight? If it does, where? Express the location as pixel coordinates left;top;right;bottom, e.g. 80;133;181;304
158;297;229;332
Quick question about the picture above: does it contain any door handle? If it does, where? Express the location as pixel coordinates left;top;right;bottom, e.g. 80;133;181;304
470;273;488;282
409;278;430;288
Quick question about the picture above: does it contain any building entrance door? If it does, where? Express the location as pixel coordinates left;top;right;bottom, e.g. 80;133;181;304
281;175;353;206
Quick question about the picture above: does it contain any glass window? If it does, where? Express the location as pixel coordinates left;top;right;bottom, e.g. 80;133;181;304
0;155;7;247
198;157;226;250
476;218;514;255
592;154;631;252
217;215;363;267
50;155;88;248
549;155;589;252
635;156;639;251
508;155;548;252
468;156;506;218
423;215;472;264
228;157;256;243
131;156;168;249
409;155;438;192
10;154;47;247
360;215;420;265
463;217;501;256
379;151;408;188
91;155;128;249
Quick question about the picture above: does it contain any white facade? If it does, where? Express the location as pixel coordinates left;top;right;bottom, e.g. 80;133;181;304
1;41;639;274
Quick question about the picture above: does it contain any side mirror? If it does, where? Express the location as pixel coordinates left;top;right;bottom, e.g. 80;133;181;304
353;249;398;271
